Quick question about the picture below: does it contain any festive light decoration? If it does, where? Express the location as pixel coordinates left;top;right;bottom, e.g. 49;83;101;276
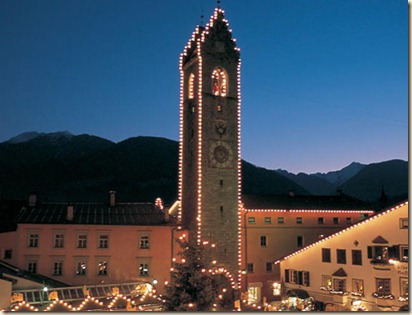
245;208;374;213
11;301;38;312
44;298;73;311
275;202;407;264
75;296;104;311
155;197;164;210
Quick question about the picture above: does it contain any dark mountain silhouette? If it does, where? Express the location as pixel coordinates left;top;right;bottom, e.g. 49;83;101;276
339;159;408;205
0;132;407;206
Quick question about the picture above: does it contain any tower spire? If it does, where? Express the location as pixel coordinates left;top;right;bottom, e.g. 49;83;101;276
217;0;221;8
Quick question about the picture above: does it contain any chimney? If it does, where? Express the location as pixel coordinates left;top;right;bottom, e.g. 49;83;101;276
28;193;37;207
66;204;74;221
110;191;116;207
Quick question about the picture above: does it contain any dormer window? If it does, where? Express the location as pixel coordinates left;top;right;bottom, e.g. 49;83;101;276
211;68;227;97
188;73;195;99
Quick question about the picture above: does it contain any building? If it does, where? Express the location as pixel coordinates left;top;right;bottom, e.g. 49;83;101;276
276;201;408;311
239;193;375;303
179;7;241;281
0;192;179;295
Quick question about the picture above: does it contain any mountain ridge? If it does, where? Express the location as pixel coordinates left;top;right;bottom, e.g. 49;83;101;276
0;131;407;206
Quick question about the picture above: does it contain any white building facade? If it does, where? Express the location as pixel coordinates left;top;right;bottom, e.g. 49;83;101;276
277;201;408;311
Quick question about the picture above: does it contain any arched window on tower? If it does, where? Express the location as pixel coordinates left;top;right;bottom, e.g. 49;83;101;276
211;68;227;97
188;73;195;99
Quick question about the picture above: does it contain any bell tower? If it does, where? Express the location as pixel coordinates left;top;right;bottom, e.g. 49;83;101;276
178;8;241;281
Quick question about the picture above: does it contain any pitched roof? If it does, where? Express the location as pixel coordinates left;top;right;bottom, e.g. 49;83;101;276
275;200;408;264
242;194;373;211
0;260;69;288
16;202;177;226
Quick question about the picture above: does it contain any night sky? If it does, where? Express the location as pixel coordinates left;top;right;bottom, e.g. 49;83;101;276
0;0;407;174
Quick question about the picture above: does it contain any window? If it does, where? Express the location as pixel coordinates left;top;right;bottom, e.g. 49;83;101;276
352;279;364;296
318;217;325;225
400;218;408;229
211;68;227;97
28;234;38;247
260;236;267;247
284;269;297;284
266;262;273;273
264;217;271;224
346;217;352;225
400;245;408;262
77;235;87;248
360;213;369;220
297;236;304;247
322;248;331;263
138;263;149;276
247;263;254;273
333;278;346;292
248;217;255;224
333;217;339;225
98;261;108;276
99;235;109;248
188;73;195;99
352;250;362;265
76;262;87;275
27;261;37;273
53;261;63;276
54;234;64;248
322;275;332;290
337;249;346;264
296;217;303;224
277;217;284;224
375;278;391;296
303;271;310;286
400;278;408;297
368;246;389;263
140;235;150;249
3;249;12;259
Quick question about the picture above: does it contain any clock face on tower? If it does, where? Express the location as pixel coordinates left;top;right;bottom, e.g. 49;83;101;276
209;140;234;168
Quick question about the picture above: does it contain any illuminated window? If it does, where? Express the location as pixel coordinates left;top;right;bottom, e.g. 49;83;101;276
76;262;87;275
352;250;362;265
139;263;149;276
54;234;64;248
264;217;271;224
98;261;108;276
337;249;346;264
352;279;364;296
28;234;39;247
211;68;227;97
277;217;284;224
140;235;150;249
77;235;87;248
99;235;109;248
248;217;255;224
368;246;389;263
53;261;63;276
27;260;37;273
322;275;332;290
400;277;408;297
375;278;391;296
188;73;195;99
296;217;303;224
322;248;331;263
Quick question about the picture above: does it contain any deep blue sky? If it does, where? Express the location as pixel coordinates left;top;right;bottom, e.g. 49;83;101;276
0;0;407;174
